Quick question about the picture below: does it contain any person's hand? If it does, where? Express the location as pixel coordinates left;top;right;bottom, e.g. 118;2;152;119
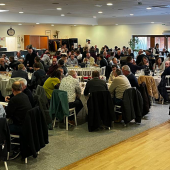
146;63;149;66
27;64;29;66
5;96;10;102
29;67;33;69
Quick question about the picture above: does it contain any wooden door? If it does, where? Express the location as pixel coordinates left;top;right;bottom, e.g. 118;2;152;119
40;36;48;49
30;36;40;49
24;35;30;49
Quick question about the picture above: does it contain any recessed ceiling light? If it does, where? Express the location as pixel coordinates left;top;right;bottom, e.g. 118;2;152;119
115;24;118;25
61;14;65;16
18;24;22;25
51;24;54;26
74;25;76;26
0;3;5;5
19;12;24;14
93;16;96;18
151;22;154;23
98;11;103;14
107;3;113;6
36;23;39;24
0;10;9;12
146;7;152;10
130;14;134;16
95;5;102;7
57;8;62;10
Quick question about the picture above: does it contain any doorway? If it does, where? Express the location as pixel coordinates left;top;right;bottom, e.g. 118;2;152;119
6;37;17;51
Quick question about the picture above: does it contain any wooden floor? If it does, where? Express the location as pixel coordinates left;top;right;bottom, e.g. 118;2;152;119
61;121;170;170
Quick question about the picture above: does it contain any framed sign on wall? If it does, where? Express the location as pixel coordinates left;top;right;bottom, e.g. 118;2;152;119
45;30;51;39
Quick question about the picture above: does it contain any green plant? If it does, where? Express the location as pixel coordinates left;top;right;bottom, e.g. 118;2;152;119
128;37;140;51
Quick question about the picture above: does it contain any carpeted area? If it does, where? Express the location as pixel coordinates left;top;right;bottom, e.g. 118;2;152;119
0;104;169;170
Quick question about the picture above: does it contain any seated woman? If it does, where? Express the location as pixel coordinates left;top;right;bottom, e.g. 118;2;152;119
128;49;134;58
43;70;61;99
153;57;165;72
138;56;149;67
108;65;118;83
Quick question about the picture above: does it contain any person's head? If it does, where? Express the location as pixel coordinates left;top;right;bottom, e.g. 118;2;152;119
145;50;151;55
75;51;80;56
70;54;75;60
28;48;33;54
126;56;133;63
128;48;132;55
61;54;67;63
103;51;107;57
63;44;67;48
58;59;64;67
99;55;103;61
18;58;24;64
45;52;50;56
165;61;170;68
92;71;99;78
156;57;162;65
142;56;148;65
52;58;57;66
114;69;123;77
111;52;114;56
56;51;61;56
155;43;159;48
16;51;21;57
12;81;22;94
67;51;71;57
18;78;27;91
34;56;40;63
123;46;126;50
122;65;131;76
112;57;117;64
18;64;25;71
86;52;90;58
78;44;81;48
0;58;5;66
9;56;14;62
95;45;97;48
57;68;64;75
138;49;143;55
45;50;49;54
88;40;90;44
68;70;77;78
115;46;118;50
33;63;40;71
117;50;121;55
112;65;118;73
50;70;61;79
2;54;6;59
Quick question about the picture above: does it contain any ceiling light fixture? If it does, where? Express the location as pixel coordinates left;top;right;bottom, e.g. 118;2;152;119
107;3;113;6
19;11;24;13
98;11;103;14
61;14;65;16
18;24;22;25
115;24;118;25
0;3;5;5
74;25;76;26
51;24;54;26
36;23;39;24
0;10;9;12
57;8;62;10
151;22;154;23
130;14;134;16
93;16;96;18
95;5;102;7
146;7;152;9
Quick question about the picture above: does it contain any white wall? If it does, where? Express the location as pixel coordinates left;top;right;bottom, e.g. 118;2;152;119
0;24;170;51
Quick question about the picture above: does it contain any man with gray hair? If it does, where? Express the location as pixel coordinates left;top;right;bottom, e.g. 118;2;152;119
122;65;139;89
109;68;131;104
5;78;34;107
59;70;83;124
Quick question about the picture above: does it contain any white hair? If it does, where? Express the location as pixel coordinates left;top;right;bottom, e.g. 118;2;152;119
122;65;131;72
18;78;27;86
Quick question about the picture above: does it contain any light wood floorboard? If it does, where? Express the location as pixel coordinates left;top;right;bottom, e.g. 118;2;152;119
61;121;170;170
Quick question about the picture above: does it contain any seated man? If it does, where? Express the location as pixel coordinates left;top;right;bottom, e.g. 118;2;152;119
34;56;44;70
83;52;95;66
9;56;20;70
115;50;124;59
127;56;146;74
0;58;8;71
59;70;83;124
122;65;139;89
31;63;46;88
109;69;131;105
41;52;50;66
58;59;68;75
47;58;58;76
84;71;108;96
5;78;34;107
6;81;32;133
67;54;78;66
165;61;170;69
109;57;119;68
161;65;170;77
11;64;28;81
99;55;108;68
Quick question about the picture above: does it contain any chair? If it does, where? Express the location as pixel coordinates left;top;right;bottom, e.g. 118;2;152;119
49;89;77;130
0;118;10;170
100;66;106;76
10;107;48;163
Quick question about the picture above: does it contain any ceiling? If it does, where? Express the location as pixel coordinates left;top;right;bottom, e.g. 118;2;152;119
1;0;170;25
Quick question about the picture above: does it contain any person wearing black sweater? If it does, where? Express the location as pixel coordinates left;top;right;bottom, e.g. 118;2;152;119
99;55;108;68
6;81;32;133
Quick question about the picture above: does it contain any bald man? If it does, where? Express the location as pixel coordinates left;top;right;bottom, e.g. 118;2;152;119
165;61;170;69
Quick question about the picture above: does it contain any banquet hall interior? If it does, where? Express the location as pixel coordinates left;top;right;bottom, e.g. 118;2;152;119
1;0;170;170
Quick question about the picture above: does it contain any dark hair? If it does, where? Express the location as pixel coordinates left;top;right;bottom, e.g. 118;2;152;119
112;65;118;69
56;51;60;55
33;63;40;68
99;55;103;59
9;56;14;61
12;81;22;91
111;52;114;56
58;59;64;66
46;52;50;55
115;69;122;76
50;70;61;79
34;56;40;62
61;54;67;58
76;50;80;55
67;51;70;54
126;56;133;63
97;54;100;57
71;51;74;55
92;71;99;78
155;57;162;66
